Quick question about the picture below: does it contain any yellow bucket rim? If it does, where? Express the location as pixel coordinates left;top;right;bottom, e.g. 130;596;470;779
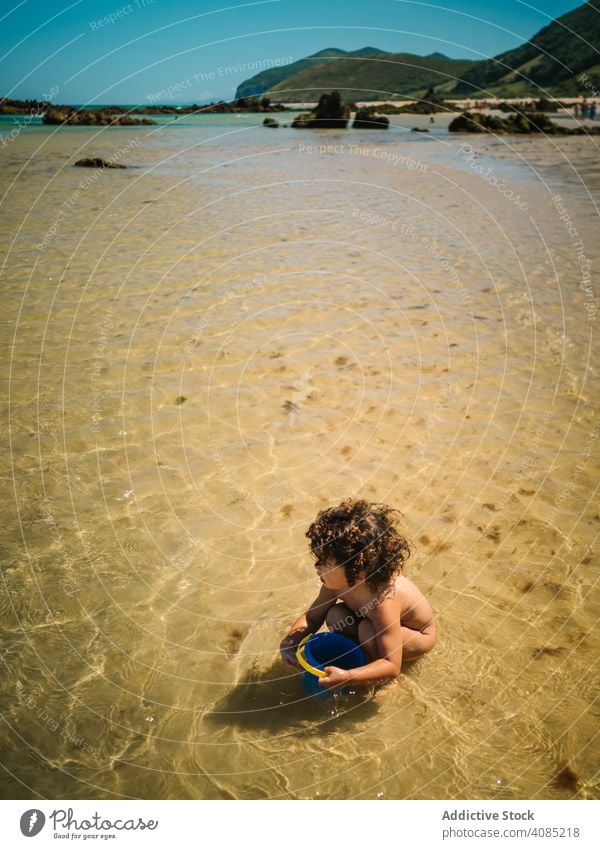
295;634;326;678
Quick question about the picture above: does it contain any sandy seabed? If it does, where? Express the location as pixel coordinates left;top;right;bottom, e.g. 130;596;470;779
0;113;598;799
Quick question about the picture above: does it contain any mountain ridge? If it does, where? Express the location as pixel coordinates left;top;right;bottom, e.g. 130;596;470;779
260;52;477;102
235;2;599;101
235;47;386;99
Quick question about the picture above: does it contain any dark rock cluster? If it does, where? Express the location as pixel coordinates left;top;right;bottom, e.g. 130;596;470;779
292;91;350;128
352;108;389;129
449;110;600;135
43;107;155;126
73;158;127;168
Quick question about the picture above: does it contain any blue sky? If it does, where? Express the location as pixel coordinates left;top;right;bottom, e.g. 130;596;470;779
0;0;585;104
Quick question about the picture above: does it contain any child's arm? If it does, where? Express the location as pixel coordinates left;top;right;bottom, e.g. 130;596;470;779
280;584;339;667
319;601;403;688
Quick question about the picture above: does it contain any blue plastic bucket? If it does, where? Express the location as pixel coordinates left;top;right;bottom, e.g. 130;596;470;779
296;632;366;696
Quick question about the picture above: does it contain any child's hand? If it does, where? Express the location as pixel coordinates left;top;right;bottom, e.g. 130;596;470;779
279;634;302;668
318;666;351;690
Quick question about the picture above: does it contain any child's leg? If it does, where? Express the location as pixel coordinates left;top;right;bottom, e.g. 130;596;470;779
325;603;361;641
357;619;437;662
399;621;437;661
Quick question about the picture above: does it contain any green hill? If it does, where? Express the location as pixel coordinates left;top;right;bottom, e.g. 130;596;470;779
235;2;599;102
234;47;385;99
454;1;600;96
262;52;476;101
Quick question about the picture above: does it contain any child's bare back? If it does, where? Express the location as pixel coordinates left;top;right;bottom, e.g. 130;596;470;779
324;573;436;665
343;574;435;632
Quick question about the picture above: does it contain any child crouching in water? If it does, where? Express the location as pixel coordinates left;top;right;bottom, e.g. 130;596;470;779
280;498;436;690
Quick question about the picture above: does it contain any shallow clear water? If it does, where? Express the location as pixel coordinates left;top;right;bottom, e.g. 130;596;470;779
1;115;599;799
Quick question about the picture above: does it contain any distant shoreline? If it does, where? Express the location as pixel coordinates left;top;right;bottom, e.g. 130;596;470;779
1;95;598;116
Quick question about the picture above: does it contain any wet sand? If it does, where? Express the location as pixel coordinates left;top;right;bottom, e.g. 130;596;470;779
0;115;599;799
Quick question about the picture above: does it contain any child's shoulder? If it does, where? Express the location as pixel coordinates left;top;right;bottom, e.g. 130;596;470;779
376;574;428;610
394;574;429;602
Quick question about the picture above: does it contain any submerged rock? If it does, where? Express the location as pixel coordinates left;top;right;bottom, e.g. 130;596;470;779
44;107;154;126
292;91;350;129
74;158;127;168
263;116;279;127
291;112;313;128
380;86;456;115
201;96;284;113
411;86;449;114
498;97;559;113
449;110;600;135
313;91;350;128
0;97;49;115
352;109;389;129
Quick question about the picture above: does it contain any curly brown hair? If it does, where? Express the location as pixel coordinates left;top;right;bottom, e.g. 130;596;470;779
305;498;411;595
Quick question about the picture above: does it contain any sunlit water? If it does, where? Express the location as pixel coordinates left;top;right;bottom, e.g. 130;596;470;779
1;111;599;799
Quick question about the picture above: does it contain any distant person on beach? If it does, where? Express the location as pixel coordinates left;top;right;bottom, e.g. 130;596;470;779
280;498;436;689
